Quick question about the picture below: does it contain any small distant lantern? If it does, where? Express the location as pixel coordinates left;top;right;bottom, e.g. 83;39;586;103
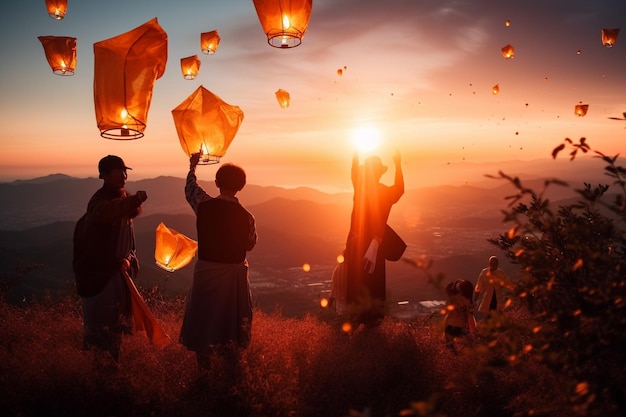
275;88;290;108
492;84;500;95
575;102;589;117
180;55;201;80
501;44;515;59
505;19;511;27
93;18;168;140
46;0;67;20
38;36;77;75
252;0;313;48
601;28;620;47
200;30;220;54
337;68;343;77
155;222;198;272
172;85;244;165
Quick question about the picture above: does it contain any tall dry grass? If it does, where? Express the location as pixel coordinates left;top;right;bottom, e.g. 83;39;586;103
0;291;574;417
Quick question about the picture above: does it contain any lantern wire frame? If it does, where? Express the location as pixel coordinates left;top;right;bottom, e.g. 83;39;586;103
100;118;146;140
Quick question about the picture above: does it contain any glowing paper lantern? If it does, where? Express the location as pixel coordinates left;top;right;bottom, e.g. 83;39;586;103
601;28;620;47
93;18;167;140
155;222;198;272
501;44;515;59
180;55;201;80
38;36;76;75
337;68;343;77
275;88;290;108
46;0;67;20
252;0;313;48
505;19;511;27
575;103;589;117
200;30;220;54
172;85;244;165
492;84;500;95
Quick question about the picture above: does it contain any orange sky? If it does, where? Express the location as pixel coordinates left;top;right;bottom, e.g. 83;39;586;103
0;0;624;192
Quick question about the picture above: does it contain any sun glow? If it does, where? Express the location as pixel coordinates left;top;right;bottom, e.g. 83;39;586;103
351;125;381;153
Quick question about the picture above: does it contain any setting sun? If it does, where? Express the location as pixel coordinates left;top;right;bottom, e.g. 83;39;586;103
351;125;381;154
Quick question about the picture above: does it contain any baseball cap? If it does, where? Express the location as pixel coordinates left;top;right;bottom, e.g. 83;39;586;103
98;155;132;178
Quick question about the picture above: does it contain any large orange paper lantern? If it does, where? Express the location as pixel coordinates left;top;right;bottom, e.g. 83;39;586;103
252;0;313;48
601;28;620;47
575;103;589;117
155;222;198;272
201;30;220;54
46;0;67;20
501;44;515;59
172;85;244;165
180;55;201;80
492;84;500;95
275;88;290;108
93;18;168;140
38;36;76;75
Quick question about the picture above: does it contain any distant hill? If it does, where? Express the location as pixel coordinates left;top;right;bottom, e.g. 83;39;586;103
0;168;611;315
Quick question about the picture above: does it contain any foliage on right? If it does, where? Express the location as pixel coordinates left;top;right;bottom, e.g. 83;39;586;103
487;138;626;417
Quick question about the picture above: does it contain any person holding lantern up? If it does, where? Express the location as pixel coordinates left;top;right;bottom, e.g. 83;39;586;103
179;151;258;374
73;155;148;362
343;150;404;327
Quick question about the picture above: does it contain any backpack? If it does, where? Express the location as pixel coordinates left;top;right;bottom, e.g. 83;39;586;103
72;213;116;297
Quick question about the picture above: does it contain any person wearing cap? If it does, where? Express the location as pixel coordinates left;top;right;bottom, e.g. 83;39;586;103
179;152;257;375
473;255;515;321
343;150;404;327
73;155;148;361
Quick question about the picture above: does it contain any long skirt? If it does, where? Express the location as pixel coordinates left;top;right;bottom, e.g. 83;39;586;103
179;259;253;352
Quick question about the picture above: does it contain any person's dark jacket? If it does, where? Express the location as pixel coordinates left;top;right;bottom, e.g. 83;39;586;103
73;184;143;297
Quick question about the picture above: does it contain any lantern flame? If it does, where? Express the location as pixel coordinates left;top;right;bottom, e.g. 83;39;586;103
282;15;291;29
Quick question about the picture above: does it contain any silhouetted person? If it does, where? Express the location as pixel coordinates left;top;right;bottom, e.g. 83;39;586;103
343;150;404;326
474;256;515;321
443;279;476;352
73;155;147;361
179;152;258;373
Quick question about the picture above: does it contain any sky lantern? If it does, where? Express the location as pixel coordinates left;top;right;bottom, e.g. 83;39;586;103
172;85;244;165
38;36;76;75
492;84;500;95
601;28;620;47
575;102;589;117
252;0;313;48
93;18;167;140
337;68;343;77
46;0;67;20
501;44;515;59
200;30;220;54
180;55;201;80
505;19;511;27
275;88;290;108
154;222;198;272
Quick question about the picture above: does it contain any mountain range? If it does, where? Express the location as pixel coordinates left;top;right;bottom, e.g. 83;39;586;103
0;163;606;316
